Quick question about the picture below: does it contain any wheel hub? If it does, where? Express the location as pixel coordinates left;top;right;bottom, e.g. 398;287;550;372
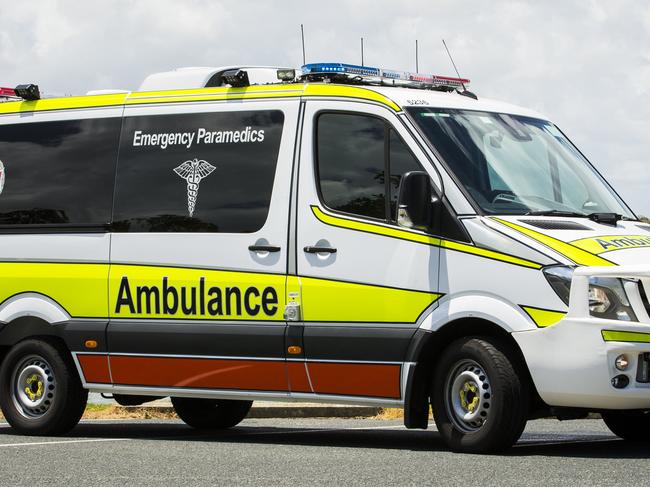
445;360;492;433
12;356;56;418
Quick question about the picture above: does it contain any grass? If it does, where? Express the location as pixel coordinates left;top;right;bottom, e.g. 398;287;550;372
0;404;412;421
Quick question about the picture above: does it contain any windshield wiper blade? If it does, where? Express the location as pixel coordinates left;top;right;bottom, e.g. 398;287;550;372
524;209;588;217
588;213;622;225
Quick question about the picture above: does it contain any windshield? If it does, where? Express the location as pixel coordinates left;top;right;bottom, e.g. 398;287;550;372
407;107;635;218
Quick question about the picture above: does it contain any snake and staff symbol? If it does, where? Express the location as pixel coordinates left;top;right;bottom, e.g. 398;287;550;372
173;158;216;217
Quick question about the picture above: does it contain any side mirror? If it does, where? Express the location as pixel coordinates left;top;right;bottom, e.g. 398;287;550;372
397;171;436;231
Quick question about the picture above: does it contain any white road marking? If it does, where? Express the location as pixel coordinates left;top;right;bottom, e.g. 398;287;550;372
0;438;131;448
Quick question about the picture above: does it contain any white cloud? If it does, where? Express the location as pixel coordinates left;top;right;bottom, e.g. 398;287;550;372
1;0;649;214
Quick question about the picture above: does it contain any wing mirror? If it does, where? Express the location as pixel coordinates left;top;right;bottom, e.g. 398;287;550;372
397;171;437;231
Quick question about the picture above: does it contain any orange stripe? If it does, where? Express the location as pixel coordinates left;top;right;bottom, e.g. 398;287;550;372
307;362;401;399
109;356;288;392
287;362;312;393
78;354;111;384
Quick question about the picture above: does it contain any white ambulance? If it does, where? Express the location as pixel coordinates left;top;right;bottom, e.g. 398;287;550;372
0;63;648;453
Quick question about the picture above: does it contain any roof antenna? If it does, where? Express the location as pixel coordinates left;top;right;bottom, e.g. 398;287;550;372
361;37;364;65
415;39;419;72
300;24;306;65
442;39;477;99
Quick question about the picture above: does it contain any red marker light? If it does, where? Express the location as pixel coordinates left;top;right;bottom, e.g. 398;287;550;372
0;87;17;97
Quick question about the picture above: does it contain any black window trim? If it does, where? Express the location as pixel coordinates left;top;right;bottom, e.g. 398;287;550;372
313;108;470;242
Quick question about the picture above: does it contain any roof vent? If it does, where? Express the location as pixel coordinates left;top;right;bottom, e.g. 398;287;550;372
519;219;592;231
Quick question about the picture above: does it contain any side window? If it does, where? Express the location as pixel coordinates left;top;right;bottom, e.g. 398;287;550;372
0;118;121;226
316;112;424;223
388;128;424;222
113;110;284;233
316;113;386;220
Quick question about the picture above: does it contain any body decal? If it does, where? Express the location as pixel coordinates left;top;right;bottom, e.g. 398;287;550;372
570;235;650;254
312;206;542;269
492;218;615;267
601;330;650;343
173;158;216;217
521;305;566;328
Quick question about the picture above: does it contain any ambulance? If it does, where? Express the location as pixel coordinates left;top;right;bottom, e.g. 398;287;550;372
0;63;648;453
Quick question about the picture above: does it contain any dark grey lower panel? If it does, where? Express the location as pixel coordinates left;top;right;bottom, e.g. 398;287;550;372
303;325;417;362
107;320;286;358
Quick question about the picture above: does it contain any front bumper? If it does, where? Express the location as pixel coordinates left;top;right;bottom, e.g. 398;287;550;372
514;265;650;410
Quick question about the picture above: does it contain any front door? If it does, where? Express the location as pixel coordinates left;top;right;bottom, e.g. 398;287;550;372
295;101;442;402
107;99;298;397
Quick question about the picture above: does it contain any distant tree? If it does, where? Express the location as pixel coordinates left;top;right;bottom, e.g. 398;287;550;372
639;215;650;224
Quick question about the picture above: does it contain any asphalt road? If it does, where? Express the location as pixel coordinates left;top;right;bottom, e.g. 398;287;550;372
0;417;647;486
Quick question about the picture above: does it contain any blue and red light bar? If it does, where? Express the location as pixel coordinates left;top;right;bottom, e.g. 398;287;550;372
0;87;17;98
301;63;470;90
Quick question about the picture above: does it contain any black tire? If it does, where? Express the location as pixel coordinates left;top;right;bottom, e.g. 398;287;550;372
171;397;253;429
431;337;529;453
602;410;650;441
0;338;88;436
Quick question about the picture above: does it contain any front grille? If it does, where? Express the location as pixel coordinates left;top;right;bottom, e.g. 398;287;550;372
636;353;650;383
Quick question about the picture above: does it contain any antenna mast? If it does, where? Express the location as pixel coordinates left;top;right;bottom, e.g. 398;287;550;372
415;39;419;72
442;39;466;91
300;24;306;65
361;37;364;65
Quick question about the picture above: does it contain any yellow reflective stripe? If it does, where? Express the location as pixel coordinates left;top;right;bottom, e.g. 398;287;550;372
126;84;305;105
0;263;108;317
0;83;401;115
602;330;650;343
300;276;439;323
109;264;286;321
312;206;542;269
492;218;615;266
0;93;128;115
570;235;650;255
303;84;401;111
521;306;566;328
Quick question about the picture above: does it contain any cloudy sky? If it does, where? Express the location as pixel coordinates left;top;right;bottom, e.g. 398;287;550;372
2;0;649;215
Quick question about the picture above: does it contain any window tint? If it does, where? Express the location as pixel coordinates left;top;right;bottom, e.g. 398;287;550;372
317;113;386;220
113;110;284;233
0;118;121;226
317;113;424;222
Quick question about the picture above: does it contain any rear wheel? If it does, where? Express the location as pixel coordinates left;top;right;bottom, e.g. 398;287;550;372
171;397;252;429
602;410;650;441
0;339;88;435
431;337;529;453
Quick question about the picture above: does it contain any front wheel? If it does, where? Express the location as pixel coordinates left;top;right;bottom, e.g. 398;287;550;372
0;339;88;435
171;397;252;429
431;337;529;453
602;410;650;441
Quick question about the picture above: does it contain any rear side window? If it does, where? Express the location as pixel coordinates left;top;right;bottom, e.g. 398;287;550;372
316;113;423;223
0;118;121;226
113;110;284;233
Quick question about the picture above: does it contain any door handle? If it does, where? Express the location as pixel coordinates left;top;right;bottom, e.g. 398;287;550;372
249;245;281;252
303;246;337;254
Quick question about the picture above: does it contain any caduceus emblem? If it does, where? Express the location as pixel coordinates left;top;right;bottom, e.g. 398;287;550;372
173;158;216;217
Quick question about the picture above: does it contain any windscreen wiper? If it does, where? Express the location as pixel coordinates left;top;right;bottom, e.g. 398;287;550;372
587;213;623;225
524;209;588;217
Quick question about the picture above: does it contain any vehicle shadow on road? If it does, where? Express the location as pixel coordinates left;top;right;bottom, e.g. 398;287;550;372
1;421;648;458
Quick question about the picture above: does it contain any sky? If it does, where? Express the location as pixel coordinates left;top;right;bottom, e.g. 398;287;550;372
1;0;649;215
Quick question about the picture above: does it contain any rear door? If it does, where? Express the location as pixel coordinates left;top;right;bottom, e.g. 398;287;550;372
295;101;442;402
107;99;298;397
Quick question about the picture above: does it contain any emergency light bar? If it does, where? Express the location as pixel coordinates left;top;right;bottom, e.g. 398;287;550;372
0;87;17;98
301;63;470;91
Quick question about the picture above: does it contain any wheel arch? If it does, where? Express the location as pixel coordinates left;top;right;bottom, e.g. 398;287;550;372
404;316;545;429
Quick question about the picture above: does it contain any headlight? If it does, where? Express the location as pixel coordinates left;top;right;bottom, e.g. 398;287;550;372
543;265;637;321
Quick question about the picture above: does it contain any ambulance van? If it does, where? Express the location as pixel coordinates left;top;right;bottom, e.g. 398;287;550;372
0;63;649;453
